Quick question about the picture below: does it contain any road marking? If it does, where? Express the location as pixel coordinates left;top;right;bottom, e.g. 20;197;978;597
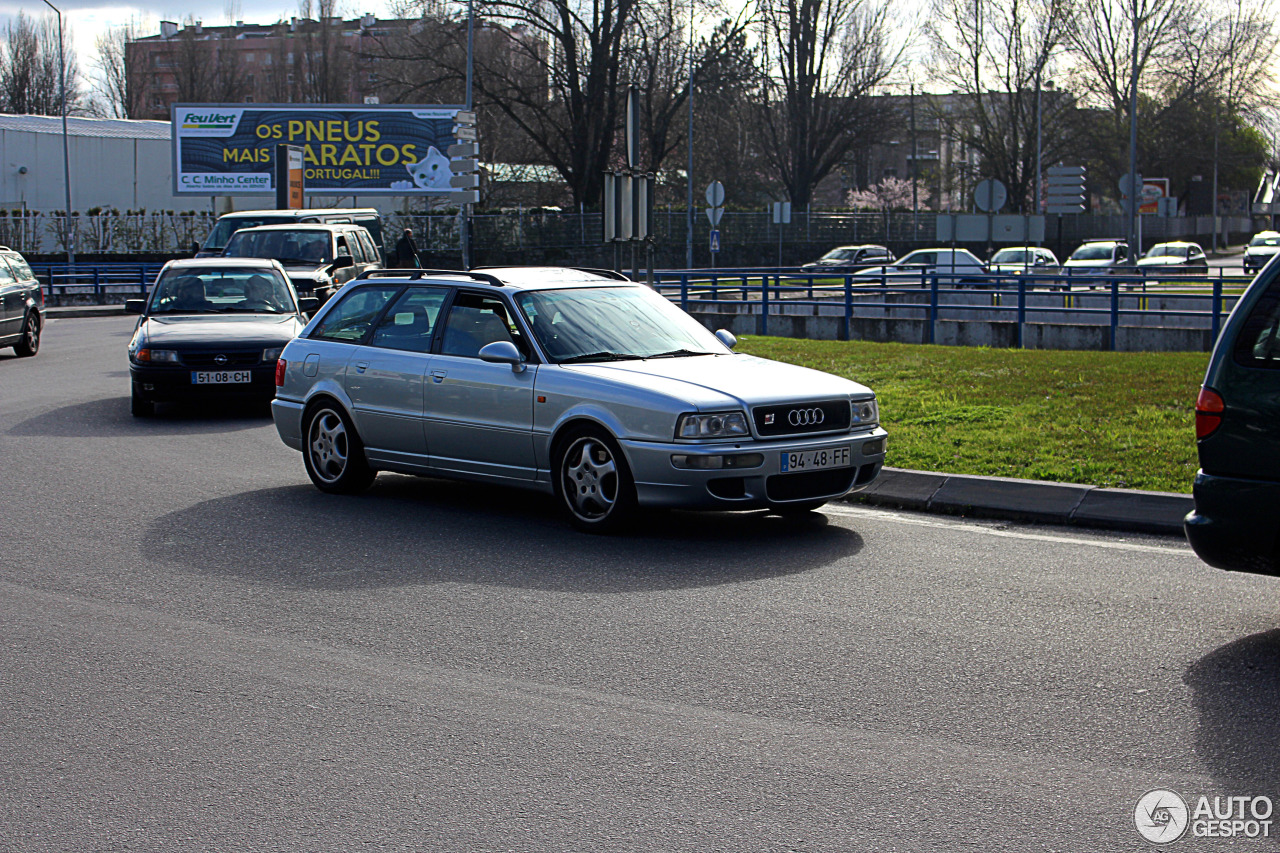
826;504;1195;556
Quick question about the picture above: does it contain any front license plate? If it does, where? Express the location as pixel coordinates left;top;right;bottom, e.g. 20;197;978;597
191;370;252;385
780;446;851;473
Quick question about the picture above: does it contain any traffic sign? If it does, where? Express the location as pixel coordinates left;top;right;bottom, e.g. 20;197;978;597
705;207;723;226
453;190;480;204
974;179;1007;212
1047;165;1086;177
449;158;479;173
771;201;791;224
453;125;477;140
705;181;725;208
450;174;480;189
1119;172;1142;198
453;110;476;125
710;229;720;252
448;142;479;158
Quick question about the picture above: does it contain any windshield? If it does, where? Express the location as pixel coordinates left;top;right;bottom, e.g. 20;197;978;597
991;249;1032;264
1251;235;1280;247
1146;244;1188;259
821;248;859;261
1070;245;1115;261
516;286;728;362
223;230;332;265
149;268;296;314
203;216;296;251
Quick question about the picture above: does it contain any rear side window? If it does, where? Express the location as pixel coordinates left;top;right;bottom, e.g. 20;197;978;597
1235;276;1280;368
312;285;401;342
0;258;14;283
369;287;447;353
5;254;34;279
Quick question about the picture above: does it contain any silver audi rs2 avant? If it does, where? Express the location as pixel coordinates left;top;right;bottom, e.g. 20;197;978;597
271;266;887;532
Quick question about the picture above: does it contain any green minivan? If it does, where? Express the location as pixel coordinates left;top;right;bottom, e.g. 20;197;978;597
1185;262;1280;574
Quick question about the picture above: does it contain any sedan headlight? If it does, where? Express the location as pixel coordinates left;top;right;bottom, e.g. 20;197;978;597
677;411;750;439
262;347;284;362
851;397;878;427
133;348;181;364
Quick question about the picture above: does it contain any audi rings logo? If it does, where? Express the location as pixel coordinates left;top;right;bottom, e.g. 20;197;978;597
788;408;826;426
214;354;229;366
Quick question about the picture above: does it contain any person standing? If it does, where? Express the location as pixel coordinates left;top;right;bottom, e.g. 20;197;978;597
395;228;420;268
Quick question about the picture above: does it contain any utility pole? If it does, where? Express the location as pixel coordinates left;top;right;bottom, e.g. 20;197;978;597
42;0;73;264
910;84;918;238
685;0;694;269
1127;0;1139;258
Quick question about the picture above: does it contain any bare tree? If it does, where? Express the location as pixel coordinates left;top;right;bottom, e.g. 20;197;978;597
296;0;355;103
92;23;145;118
754;0;906;207
927;0;1077;211
0;11;85;116
170;19;250;103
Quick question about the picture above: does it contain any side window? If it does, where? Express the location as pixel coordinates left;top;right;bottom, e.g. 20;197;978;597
1234;277;1280;368
357;231;378;265
311;285;401;342
336;236;352;260
439;292;527;358
5;255;33;280
369;287;447;353
0;258;14;284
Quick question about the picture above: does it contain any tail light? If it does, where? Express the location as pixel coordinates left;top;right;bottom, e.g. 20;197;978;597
1195;386;1224;439
275;358;287;387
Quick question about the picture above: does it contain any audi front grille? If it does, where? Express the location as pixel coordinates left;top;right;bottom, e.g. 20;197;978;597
751;399;852;437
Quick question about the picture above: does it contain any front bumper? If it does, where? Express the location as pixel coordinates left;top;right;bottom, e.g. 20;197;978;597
1184;469;1280;575
621;427;888;510
130;363;278;402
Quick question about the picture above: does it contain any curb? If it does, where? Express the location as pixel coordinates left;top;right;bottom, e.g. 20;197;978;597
46;307;1195;538
850;467;1191;537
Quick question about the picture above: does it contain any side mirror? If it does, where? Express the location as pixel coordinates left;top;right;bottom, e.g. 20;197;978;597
329;254;354;272
190;241;200;255
479;340;527;372
715;329;737;350
297;297;319;313
125;298;146;314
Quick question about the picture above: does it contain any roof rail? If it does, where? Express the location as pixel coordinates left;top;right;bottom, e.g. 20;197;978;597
355;267;507;287
572;267;632;281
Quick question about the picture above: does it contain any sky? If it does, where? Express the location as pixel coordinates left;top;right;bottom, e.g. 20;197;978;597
0;0;395;95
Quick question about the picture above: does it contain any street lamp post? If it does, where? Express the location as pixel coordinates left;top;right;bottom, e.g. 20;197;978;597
42;0;73;265
1127;0;1139;259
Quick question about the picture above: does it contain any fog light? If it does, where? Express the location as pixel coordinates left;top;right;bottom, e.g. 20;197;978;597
862;438;886;456
671;452;765;470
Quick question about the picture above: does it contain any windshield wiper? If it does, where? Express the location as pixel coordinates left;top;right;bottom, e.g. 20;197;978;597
558;351;645;364
645;349;716;359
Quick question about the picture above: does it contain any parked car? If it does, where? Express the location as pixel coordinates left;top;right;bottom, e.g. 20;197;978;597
196;208;383;258
1062;239;1130;278
271;266;887;532
1242;231;1280;276
849;248;987;285
1136;241;1208;274
0;246;42;357
126;258;318;416
986;246;1059;275
221;223;381;303
802;244;895;272
1185;258;1280;574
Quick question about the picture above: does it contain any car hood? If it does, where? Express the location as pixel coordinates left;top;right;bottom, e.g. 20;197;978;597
564;352;872;409
1247;246;1280;255
1063;258;1114;268
140;314;304;345
1136;257;1186;267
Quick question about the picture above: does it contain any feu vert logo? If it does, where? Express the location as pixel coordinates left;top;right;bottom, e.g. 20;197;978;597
181;111;239;131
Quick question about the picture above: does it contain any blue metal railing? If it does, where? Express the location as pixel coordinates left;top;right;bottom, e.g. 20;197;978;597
31;262;167;301
651;267;1249;350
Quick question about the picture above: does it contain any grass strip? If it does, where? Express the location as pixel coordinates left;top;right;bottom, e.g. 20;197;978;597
738;336;1209;493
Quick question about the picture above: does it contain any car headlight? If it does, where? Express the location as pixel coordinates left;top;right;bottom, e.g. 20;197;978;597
133;348;181;364
677;411;750;439
262;347;284;362
851;397;878;427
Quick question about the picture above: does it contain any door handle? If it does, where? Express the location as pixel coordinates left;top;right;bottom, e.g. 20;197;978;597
355;361;368;373
431;370;447;383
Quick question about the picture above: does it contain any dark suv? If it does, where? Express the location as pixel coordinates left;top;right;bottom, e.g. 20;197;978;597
1185;263;1280;573
0;246;42;357
222;223;382;303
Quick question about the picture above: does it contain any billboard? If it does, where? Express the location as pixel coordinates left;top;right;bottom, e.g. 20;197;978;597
171;104;468;196
1139;178;1169;215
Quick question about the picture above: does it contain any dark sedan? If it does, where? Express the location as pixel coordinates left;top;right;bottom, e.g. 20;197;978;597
126;258;317;416
0;246;43;357
801;244;895;272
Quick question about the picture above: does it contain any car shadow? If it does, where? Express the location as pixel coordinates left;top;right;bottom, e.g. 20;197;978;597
8;396;270;437
1184;629;1280;790
140;474;863;593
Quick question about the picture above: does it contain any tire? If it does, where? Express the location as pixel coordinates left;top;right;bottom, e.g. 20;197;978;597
553;427;636;533
130;382;154;417
302;402;376;494
13;311;39;357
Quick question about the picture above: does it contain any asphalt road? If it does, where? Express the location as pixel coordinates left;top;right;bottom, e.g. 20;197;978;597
2;316;1278;852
